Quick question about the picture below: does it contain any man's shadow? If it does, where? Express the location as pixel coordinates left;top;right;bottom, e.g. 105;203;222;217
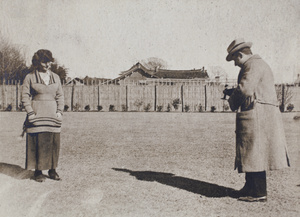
112;168;238;198
0;162;33;180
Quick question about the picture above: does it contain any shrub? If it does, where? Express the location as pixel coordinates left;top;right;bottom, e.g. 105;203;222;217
64;105;69;112
184;105;190;112
5;104;12;111
210;106;216;112
97;105;103;111
73;103;81;112
109;105;115;112
172;98;181;110
223;104;229;111
84;105;90;112
144;103;151;112
287;103;294;112
134;99;143;111
198;104;203;112
121;104;128;112
166;103;171;112
157;105;163;112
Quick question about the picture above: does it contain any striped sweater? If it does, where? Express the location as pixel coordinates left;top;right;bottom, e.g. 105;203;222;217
21;70;64;133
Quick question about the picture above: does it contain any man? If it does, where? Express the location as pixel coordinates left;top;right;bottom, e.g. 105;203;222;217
226;38;290;202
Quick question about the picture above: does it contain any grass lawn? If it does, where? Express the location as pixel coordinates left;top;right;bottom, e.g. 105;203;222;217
0;112;299;217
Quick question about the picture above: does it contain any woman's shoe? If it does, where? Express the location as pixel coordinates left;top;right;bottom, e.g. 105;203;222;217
34;174;46;182
33;170;46;182
48;169;61;181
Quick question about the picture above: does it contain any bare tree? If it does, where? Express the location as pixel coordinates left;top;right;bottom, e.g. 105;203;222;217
208;66;228;81
0;37;27;83
140;57;168;70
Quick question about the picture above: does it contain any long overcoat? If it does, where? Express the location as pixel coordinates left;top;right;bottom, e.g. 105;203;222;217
228;55;290;173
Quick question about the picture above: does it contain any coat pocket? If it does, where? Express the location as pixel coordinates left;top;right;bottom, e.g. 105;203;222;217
29;101;62;127
236;109;256;150
235;109;259;172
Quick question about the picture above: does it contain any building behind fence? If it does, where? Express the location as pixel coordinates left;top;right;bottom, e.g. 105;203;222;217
1;81;299;112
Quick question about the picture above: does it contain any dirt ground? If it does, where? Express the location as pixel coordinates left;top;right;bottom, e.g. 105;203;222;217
0;112;299;217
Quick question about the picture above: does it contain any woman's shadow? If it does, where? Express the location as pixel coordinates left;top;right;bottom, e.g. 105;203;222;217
112;168;238;198
0;162;33;180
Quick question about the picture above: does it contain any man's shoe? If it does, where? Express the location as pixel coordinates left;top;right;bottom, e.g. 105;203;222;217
48;170;61;181
229;184;252;198
237;185;252;197
238;195;267;202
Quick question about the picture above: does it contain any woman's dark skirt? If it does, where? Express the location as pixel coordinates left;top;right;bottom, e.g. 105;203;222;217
26;132;60;170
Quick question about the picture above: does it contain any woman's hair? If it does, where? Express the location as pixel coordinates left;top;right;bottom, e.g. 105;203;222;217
32;49;54;67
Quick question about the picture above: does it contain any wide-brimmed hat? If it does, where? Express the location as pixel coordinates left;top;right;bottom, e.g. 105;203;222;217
226;38;252;61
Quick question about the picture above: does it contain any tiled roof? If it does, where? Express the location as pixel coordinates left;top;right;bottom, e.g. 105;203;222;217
154;69;208;79
119;62;209;79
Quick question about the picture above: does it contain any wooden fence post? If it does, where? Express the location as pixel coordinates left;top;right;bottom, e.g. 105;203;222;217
204;85;207;111
98;84;100;109
71;84;74;111
181;85;184;112
154;85;157;111
126;85;128;111
16;81;19;111
1;80;3;109
5;79;7;109
280;84;285;112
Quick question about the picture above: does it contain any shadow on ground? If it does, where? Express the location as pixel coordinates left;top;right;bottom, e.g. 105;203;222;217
0;162;33;179
112;168;238;198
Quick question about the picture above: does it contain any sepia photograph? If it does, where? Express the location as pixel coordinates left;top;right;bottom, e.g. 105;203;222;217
0;0;299;216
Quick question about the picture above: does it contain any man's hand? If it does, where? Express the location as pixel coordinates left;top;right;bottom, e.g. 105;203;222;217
224;88;235;96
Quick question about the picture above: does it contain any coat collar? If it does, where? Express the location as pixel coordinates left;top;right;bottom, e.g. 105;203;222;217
243;54;261;66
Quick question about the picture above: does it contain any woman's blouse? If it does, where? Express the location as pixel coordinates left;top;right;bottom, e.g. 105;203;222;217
39;70;50;85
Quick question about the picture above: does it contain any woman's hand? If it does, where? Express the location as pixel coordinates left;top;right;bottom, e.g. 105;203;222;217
28;113;36;121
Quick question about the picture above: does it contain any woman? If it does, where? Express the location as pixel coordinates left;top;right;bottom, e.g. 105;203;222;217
21;49;64;182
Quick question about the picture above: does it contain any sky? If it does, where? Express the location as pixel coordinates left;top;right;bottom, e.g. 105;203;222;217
0;0;299;83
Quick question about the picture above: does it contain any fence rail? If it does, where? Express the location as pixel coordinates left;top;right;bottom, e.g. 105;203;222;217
1;82;299;112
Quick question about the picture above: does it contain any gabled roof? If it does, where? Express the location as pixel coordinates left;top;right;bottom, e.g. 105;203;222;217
118;62;209;80
112;63;158;82
65;77;84;85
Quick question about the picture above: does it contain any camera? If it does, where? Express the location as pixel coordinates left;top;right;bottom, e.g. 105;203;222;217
221;85;235;100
